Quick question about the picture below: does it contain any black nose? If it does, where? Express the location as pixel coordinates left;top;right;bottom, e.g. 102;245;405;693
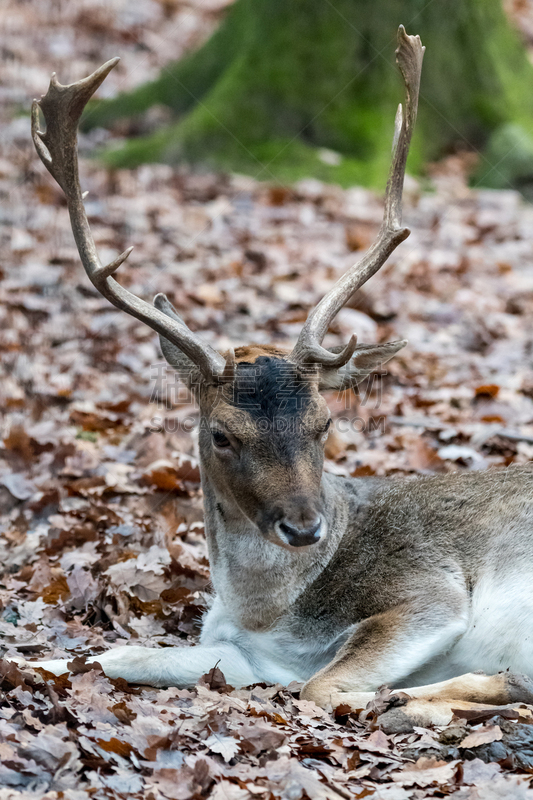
278;516;322;547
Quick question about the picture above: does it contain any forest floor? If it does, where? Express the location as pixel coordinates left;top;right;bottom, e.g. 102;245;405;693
5;0;533;798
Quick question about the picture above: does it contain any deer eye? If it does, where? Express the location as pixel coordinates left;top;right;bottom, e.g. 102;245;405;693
320;419;332;441
212;430;231;448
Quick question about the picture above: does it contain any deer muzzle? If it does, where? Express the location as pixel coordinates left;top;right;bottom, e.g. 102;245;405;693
275;514;324;548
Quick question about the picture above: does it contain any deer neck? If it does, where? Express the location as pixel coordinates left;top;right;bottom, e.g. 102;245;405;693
200;470;349;631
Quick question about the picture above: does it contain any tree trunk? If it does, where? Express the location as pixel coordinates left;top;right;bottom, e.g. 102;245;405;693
86;0;533;190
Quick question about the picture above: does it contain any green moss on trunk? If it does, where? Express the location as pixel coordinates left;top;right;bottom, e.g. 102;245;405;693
86;0;533;189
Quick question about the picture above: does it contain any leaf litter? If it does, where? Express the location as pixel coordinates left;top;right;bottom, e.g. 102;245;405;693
3;0;533;796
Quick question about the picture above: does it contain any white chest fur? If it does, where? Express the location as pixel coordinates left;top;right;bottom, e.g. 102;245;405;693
200;596;347;684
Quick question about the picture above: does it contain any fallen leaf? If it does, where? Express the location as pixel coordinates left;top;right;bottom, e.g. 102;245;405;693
392;757;459;788
459;723;503;748
204;734;240;762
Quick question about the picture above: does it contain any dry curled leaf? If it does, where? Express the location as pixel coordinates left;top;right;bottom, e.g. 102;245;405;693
459;724;503;749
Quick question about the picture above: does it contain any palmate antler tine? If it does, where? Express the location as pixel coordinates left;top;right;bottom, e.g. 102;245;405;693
290;26;425;368
32;59;227;381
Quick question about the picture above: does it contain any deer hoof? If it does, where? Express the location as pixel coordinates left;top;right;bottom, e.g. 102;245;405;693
378;707;416;734
503;672;533;704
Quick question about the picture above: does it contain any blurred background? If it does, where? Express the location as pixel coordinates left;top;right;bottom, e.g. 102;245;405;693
3;0;533;705
8;0;533;188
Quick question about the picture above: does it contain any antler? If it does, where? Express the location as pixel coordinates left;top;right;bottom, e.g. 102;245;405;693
31;58;227;381
290;26;425;368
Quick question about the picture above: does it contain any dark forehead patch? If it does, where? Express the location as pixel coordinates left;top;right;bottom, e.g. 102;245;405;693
229;357;315;420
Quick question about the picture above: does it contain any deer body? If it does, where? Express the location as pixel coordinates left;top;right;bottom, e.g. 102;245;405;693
196;463;533;693
30;442;533;727
21;29;533;730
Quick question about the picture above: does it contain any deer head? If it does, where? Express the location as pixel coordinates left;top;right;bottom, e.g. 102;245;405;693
32;27;424;549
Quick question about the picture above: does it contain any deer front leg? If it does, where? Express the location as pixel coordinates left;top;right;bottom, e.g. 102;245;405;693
301;603;533;728
12;641;258;689
301;602;468;709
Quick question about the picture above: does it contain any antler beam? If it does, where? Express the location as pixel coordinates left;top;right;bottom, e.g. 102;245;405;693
31;58;227;381
290;26;425;368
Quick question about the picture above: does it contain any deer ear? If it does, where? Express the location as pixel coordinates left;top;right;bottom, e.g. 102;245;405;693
159;336;198;384
318;340;407;391
154;295;199;389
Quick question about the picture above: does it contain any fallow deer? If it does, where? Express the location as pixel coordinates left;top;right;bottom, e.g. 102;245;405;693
16;27;533;731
